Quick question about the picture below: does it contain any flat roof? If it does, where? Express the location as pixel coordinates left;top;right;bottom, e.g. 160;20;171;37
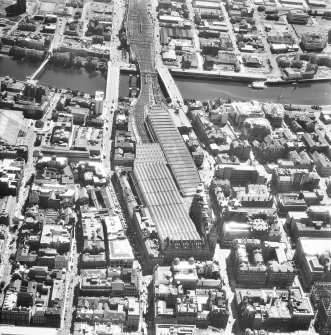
299;238;331;256
109;238;134;260
159;15;184;22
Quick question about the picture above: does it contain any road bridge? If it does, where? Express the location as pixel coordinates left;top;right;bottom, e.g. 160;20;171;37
29;54;50;80
157;66;184;107
106;61;120;103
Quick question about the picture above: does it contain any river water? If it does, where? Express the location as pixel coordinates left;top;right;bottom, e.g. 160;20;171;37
175;78;331;105
1;55;330;104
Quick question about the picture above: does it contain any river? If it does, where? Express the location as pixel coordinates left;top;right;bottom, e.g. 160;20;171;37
174;78;331;105
0;54;39;81
1;55;330;104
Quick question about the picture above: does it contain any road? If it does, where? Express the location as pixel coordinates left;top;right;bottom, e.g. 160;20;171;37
50;18;67;51
61;234;79;335
80;2;91;38
199;149;215;187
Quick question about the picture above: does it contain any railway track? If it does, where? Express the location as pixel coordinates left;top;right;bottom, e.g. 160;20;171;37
127;0;165;143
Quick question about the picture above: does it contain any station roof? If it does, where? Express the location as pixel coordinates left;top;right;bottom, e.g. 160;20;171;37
133;161;201;243
147;107;200;197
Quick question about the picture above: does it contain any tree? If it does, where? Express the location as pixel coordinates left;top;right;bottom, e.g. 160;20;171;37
291;60;303;69
86;58;98;71
9;46;26;59
25;49;44;63
51;52;71;67
0;40;2;51
35;120;44;128
74;56;84;67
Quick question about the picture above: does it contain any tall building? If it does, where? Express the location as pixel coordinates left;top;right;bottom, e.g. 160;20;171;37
94;91;104;115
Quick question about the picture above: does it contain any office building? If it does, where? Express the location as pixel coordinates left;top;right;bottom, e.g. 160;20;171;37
94;91;104;115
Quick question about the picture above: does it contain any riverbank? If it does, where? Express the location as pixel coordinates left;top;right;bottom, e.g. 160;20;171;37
170;67;331;85
170;68;268;83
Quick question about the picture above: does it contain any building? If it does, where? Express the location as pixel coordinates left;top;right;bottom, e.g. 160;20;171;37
306;206;331;224
131;157;211;261
190;183;215;242
215;164;267;185
235;284;314;330
315;299;331;335
40;224;71;253
312;151;331;177
230;101;264;126
272;168;320;193
0;158;25;196
131;206;164;270
1;280;38;326
278;194;307;214
287;10;309;24
154;258;229;328
94;91;104;115
233;184;274;208
262;103;284;128
230;239;295;288
295;238;331;289
311;282;331;308
292;219;331;242
108;238;135;268
76;297;126;324
0;195;16;225
81;213;106;254
301;33;326;51
126;298;140;331
81;252;107;269
146;107;201;197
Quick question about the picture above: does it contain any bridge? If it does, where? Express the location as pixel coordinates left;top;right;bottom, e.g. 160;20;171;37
106;61;120;103
157;66;184;107
29;53;51;80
